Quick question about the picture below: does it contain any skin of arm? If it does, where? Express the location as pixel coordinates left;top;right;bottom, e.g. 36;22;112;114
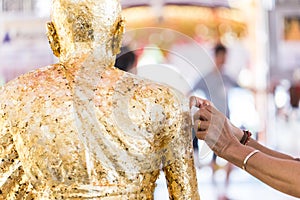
190;96;300;198
234;129;296;160
225;142;300;198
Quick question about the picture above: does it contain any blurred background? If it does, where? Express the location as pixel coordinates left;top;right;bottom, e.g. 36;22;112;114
0;0;300;199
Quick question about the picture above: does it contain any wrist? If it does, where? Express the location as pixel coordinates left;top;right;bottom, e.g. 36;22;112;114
223;142;255;168
233;128;244;141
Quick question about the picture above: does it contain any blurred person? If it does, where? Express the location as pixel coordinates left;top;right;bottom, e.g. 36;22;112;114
0;0;200;199
289;68;300;119
289;84;300;104
190;43;238;200
272;79;291;121
191;43;238;117
191;96;300;198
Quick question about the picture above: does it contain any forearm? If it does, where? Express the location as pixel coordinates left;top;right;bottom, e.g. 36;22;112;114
224;144;300;198
191;97;300;197
235;129;295;160
247;137;296;160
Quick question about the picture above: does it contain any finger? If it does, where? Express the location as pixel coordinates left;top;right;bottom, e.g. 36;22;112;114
189;96;211;109
189;96;198;109
194;129;208;140
205;104;219;114
193;106;213;120
193;109;204;123
194;120;210;132
193;108;209;123
193;107;212;122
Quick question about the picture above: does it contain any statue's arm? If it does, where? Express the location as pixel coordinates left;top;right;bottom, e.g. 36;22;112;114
0;92;35;199
162;93;200;200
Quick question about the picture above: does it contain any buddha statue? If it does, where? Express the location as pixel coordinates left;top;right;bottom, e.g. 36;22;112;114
0;0;200;199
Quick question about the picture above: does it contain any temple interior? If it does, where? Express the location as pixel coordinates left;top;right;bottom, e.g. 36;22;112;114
1;0;300;199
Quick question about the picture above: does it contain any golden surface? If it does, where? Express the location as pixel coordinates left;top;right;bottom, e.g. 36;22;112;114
122;5;247;44
0;0;200;199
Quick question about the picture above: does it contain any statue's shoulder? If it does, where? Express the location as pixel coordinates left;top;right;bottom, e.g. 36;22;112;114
120;72;188;110
4;64;64;90
0;64;66;104
132;73;186;101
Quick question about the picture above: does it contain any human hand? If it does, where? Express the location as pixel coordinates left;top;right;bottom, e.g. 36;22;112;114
189;96;211;109
189;96;241;158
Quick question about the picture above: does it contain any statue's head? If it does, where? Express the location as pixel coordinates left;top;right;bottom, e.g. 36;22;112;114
47;0;124;62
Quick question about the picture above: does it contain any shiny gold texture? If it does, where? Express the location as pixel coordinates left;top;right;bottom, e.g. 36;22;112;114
47;22;61;57
50;0;123;62
0;0;200;199
111;18;125;55
67;5;94;43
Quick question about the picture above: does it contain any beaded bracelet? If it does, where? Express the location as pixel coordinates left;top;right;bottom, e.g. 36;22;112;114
240;130;252;145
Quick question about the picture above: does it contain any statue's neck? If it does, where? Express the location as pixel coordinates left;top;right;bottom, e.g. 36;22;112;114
59;57;116;96
61;53;115;71
59;53;116;91
59;43;117;72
